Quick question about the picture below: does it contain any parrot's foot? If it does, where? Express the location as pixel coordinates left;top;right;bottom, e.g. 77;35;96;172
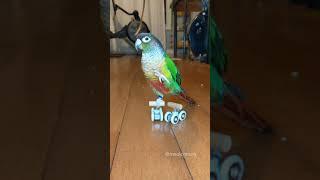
155;96;164;106
156;95;163;100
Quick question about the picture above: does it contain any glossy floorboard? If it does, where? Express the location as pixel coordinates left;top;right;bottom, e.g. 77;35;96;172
110;56;210;180
0;1;107;179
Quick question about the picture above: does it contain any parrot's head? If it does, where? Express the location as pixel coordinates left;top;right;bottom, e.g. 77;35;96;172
135;33;164;54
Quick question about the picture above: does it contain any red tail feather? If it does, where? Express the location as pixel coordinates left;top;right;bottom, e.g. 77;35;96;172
178;92;196;105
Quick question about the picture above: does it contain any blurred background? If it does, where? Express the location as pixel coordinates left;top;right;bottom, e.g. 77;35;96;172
213;0;320;179
109;0;209;63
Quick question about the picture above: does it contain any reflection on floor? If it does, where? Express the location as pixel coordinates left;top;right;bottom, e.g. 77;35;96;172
110;56;210;180
214;0;320;179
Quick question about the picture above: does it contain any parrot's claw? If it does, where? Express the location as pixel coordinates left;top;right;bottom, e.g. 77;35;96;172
155;98;164;106
156;95;163;101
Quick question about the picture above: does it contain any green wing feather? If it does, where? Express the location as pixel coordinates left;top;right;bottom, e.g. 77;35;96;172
161;54;183;94
209;16;228;103
165;54;181;85
164;54;181;85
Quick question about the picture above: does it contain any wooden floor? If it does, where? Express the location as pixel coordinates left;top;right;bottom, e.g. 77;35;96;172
215;0;320;179
0;1;107;180
110;56;210;180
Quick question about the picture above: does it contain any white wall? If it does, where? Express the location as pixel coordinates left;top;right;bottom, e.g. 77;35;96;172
166;0;173;30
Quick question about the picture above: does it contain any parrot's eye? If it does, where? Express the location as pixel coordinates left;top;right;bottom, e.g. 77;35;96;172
142;36;151;43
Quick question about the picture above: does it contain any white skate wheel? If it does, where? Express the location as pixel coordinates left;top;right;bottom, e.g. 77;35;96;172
220;154;245;180
178;110;187;121
164;112;172;122
171;114;179;124
151;108;155;121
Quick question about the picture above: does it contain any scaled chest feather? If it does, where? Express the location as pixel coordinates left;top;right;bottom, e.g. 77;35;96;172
141;54;164;79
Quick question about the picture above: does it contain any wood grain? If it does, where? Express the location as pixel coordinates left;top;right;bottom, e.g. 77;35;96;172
172;61;210;180
110;57;140;167
110;56;210;179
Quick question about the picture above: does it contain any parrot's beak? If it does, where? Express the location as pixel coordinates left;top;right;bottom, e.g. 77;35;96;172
135;38;142;51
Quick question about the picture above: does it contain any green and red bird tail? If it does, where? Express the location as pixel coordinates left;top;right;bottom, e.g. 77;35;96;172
178;91;196;106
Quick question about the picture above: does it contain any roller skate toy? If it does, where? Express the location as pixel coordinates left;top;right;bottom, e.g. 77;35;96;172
149;97;187;124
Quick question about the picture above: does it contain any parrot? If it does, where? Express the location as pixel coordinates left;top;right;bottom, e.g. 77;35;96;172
208;15;272;133
209;15;244;104
134;33;196;106
209;16;228;105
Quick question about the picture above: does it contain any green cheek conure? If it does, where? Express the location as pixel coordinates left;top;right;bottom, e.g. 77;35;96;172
209;16;228;105
135;33;196;105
